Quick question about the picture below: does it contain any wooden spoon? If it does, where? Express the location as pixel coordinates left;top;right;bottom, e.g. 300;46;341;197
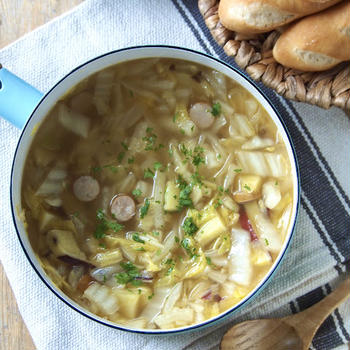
221;278;350;350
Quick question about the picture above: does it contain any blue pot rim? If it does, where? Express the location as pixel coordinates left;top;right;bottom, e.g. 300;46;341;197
10;45;300;335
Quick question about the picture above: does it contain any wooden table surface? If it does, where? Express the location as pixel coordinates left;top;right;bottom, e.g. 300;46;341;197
0;2;83;349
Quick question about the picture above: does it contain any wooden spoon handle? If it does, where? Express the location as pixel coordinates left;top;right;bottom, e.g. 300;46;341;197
284;278;350;348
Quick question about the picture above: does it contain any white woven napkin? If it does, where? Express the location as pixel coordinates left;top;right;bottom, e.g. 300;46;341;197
0;1;349;349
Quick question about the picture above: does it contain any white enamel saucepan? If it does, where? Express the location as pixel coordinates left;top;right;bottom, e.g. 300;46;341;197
0;46;300;334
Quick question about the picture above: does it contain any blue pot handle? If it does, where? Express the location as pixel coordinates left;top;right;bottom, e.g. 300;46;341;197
0;66;44;129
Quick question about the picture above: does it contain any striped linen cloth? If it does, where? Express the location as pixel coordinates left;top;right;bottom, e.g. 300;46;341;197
0;1;349;349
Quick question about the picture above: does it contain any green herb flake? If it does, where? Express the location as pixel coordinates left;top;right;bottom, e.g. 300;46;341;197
136;247;146;252
144;168;155;179
92;166;102;174
168;148;174;157
94;209;124;239
99;243;107;249
132;233;145;244
115;261;141;286
180;128;185;135
214;199;223;209
117;151;125;163
182;217;198;236
148;293;155;300
132;188;142;198
140;198;150;219
265;238;269;246
243;184;251;191
154;161;163;171
206;257;212;265
234;168;242;173
138;289;142;295
121;141;129;151
275;181;279;186
174;236;180;243
128;157;135;164
211;102;221;117
152;231;160;236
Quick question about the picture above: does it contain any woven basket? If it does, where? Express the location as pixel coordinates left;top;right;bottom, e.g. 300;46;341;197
198;0;350;114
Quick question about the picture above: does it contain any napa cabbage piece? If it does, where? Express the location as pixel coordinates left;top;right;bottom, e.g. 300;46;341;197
141;286;172;323
195;216;227;246
154;307;194;329
228;228;252;286
113;288;143;319
84;282;119;315
244;201;283;253
174;104;197;136
47;230;87;262
164;181;180;211
104;236;160;253
237;151;289;178
93;69;114;115
262;180;282;209
58;104;90;138
36;165;67;197
183;248;206;279
91;249;123;268
242;136;274;150
163;282;183;313
152;170;166;229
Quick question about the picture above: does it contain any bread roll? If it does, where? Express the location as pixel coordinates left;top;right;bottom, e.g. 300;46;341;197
273;1;350;71
218;0;341;34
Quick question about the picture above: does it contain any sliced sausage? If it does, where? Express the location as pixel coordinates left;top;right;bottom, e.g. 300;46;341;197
110;194;136;222
189;102;215;129
73;176;100;202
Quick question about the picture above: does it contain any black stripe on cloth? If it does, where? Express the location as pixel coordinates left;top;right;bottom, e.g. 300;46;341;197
325;283;350;342
180;0;350;264
296;287;343;349
289;301;298;314
301;197;343;274
285;99;350;209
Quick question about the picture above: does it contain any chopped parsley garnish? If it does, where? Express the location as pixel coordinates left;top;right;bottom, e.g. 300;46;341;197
132;233;145;244
94;209;124;239
115;261;141;286
206;257;212;265
174;236;180;243
218;186;224;193
117;151;125;163
168;148;173;157
172;113;178;123
191;171;203;186
211;102;221;117
128;157;135;164
144;168;155;179
180;128;185;135
140;198;150;219
142;127;163;151
164;259;175;276
234;168;242;173
132;188;142;198
154;161;163;171
182;217;198;236
192;146;205;167
148;293;155;300
121;141;129;150
152;231;160;236
214;199;223;208
275;181;279;186
176;176;194;210
136;247;146;252
243;184;251;191
265;238;269;246
181;238;198;258
138;289;142;294
99;243;106;249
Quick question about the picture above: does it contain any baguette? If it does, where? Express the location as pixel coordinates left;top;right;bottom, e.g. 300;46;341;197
273;1;350;71
218;0;342;34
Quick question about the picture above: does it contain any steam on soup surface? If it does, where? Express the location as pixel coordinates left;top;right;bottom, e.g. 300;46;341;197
22;58;293;329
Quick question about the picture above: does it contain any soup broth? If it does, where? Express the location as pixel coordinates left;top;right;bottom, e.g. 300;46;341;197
21;58;293;329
